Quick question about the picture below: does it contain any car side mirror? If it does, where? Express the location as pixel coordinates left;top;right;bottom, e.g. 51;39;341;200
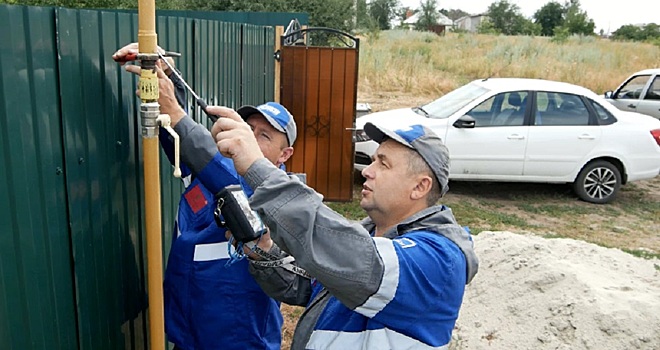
604;91;613;99
453;115;476;128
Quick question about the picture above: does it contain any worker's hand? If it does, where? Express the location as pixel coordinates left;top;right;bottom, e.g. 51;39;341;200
112;42;174;75
112;43;138;66
209;106;264;175
155;65;186;124
225;229;274;260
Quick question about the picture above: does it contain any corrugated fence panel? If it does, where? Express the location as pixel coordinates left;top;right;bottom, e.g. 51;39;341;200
0;5;78;350
57;8;148;350
194;21;274;123
264;27;275;102
158;10;309;27
194;20;245;129
219;21;243;110
241;24;274;105
1;4;276;349
155;15;194;273
195;19;219;128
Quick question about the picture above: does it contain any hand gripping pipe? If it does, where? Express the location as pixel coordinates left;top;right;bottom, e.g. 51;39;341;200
138;0;166;348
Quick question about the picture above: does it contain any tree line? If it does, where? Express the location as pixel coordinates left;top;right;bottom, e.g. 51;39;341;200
2;0;658;43
476;0;658;43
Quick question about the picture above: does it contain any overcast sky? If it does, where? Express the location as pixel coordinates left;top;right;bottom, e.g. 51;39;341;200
399;0;658;34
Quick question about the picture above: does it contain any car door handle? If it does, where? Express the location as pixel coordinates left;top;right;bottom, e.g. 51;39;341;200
578;134;595;140
507;134;525;140
627;104;636;108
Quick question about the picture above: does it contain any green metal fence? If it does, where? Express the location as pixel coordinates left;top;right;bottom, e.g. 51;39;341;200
158;9;308;26
0;4;283;349
0;6;78;349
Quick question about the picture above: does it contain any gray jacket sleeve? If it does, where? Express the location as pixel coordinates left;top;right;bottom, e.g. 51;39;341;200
173;116;217;174
244;158;385;310
248;244;313;306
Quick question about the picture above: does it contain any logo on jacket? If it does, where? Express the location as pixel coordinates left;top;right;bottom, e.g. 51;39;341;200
394;238;417;248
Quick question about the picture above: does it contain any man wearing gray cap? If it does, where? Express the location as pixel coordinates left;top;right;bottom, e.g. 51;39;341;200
210;109;479;349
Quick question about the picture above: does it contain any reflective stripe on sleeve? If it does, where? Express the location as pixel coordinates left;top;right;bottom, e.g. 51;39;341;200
306;328;448;350
354;237;399;318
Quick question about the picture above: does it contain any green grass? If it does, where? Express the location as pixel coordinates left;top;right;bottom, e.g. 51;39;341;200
542;233;564;239
621;248;660;260
516;202;593;216
445;200;533;232
326;201;364;221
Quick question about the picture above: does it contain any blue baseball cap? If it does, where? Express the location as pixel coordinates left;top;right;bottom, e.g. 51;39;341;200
364;122;450;196
237;102;297;146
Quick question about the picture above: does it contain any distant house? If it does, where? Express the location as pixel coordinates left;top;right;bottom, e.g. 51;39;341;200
402;11;453;35
455;14;489;33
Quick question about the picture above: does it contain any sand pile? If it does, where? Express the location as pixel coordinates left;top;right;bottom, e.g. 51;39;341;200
452;231;660;350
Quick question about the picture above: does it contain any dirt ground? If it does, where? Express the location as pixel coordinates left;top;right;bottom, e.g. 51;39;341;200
450;230;660;350
444;178;660;252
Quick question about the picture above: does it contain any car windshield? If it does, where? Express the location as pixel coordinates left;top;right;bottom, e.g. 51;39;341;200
420;82;490;119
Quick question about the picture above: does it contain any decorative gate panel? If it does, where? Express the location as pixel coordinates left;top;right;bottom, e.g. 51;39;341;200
279;29;359;201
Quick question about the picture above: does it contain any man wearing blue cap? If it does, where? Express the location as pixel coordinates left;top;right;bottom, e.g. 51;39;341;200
113;44;296;350
159;88;295;350
210;110;479;350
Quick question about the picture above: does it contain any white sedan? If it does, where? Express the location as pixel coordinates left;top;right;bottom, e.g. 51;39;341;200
354;78;660;204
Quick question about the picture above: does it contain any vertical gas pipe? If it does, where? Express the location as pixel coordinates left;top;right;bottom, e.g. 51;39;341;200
137;0;165;348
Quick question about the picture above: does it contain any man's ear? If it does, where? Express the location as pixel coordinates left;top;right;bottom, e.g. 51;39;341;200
277;146;294;165
411;175;433;201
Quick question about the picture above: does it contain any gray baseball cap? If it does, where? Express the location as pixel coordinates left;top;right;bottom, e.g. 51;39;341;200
364;122;450;196
237;102;297;146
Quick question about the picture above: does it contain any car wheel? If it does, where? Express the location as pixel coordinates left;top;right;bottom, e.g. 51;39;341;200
573;160;621;204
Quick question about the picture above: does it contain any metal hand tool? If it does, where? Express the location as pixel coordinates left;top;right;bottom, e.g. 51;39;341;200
114;50;217;122
113;50;181;63
156;52;217;122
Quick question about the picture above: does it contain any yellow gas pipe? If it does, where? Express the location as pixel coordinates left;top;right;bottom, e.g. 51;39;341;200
137;0;165;348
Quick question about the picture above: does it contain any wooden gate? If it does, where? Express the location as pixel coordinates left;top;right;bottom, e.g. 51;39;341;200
279;28;359;201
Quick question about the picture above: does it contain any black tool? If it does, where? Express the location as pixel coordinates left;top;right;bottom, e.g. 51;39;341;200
157;52;218;122
214;185;267;243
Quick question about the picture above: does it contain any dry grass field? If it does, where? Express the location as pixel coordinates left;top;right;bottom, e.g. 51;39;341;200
359;30;659;100
280;30;660;350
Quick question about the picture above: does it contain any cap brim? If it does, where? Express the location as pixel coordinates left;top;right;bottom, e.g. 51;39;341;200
364;122;413;149
236;105;287;135
236;105;260;121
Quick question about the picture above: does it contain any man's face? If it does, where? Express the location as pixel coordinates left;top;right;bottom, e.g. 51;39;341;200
246;114;292;166
360;140;417;217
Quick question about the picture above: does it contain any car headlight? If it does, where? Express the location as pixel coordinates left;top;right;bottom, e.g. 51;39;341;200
353;129;371;142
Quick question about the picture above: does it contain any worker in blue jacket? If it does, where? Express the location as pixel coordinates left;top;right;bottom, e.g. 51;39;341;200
208;108;479;350
113;44;296;350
